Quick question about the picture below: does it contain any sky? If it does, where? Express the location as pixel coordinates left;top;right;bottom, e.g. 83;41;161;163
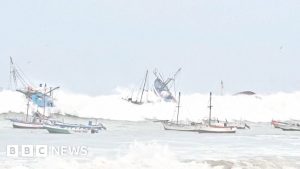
0;0;299;95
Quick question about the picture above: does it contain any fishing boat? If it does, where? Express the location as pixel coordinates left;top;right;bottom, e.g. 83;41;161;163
271;120;287;128
9;57;59;129
153;68;181;102
209;119;250;129
279;123;300;131
273;120;300;131
271;120;300;130
123;70;149;105
44;120;106;134
197;92;236;134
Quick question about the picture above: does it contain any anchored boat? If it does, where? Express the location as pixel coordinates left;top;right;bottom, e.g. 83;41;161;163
9;57;59;129
197;92;236;134
44;121;106;134
161;92;205;132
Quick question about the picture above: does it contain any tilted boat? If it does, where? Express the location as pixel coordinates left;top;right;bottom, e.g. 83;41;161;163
153;68;181;102
123;70;149;105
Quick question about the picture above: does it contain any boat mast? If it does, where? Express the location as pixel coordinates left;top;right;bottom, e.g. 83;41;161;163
25;98;30;122
220;80;224;96
43;84;46;119
208;92;212;126
176;92;181;124
139;70;148;103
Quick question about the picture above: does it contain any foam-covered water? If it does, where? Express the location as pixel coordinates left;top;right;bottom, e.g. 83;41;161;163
0;118;300;169
1;90;300;168
1;90;300;122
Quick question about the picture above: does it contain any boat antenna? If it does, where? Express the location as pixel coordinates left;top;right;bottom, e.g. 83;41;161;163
176;92;181;124
221;80;224;96
139;70;148;103
208;92;212;126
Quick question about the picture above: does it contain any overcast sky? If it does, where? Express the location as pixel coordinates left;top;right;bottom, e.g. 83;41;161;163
0;0;299;95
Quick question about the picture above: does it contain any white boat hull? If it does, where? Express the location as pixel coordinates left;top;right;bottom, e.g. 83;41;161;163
279;125;300;131
162;122;202;132
197;126;237;133
44;125;99;134
12;121;44;129
162;122;236;133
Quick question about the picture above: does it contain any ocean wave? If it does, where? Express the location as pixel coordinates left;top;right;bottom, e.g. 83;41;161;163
1;90;300;122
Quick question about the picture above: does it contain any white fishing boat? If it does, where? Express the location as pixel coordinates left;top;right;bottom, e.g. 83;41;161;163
8;57;60;129
197;92;236;134
161;92;204;132
44;120;106;134
275;120;300;131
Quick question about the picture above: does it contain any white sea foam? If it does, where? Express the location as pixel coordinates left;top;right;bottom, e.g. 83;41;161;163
1;89;300;122
2;142;299;169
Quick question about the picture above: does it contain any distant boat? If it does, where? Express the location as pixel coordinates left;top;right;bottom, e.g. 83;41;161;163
279;124;300;131
272;120;300;131
153;68;181;102
271;120;288;128
123;70;149;105
208;119;250;130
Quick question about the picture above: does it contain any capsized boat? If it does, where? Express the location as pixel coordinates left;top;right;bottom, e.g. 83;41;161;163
153;68;181;102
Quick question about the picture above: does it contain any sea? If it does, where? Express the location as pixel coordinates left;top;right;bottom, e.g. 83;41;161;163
0;90;300;169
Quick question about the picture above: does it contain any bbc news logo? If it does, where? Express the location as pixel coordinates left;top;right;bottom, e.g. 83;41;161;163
6;145;88;157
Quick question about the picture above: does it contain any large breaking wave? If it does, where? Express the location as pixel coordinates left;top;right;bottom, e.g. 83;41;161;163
0;89;300;122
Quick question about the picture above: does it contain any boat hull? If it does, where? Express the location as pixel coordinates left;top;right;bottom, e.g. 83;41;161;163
44;125;100;134
198;126;237;133
279;125;300;131
12;121;44;129
162;122;236;133
162;122;203;132
44;125;72;134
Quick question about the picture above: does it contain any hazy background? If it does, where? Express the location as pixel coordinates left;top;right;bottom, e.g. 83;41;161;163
0;0;299;95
